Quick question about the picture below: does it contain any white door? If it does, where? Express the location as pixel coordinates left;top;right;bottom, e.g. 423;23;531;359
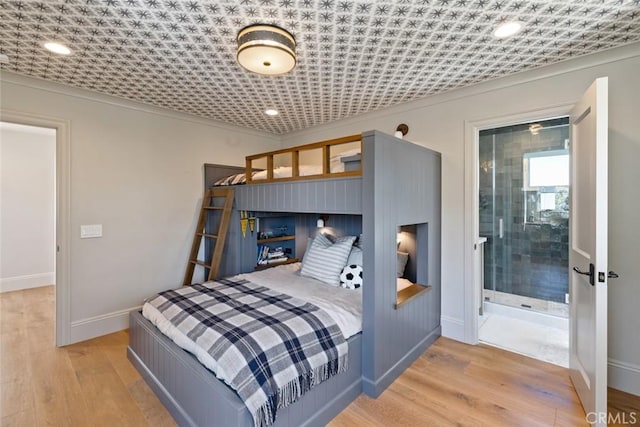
569;77;610;426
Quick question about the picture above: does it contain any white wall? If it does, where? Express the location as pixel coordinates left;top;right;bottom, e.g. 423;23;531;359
282;43;640;395
0;122;56;292
0;73;281;343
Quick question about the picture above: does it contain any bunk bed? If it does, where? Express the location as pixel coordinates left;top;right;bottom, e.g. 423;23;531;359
127;130;442;427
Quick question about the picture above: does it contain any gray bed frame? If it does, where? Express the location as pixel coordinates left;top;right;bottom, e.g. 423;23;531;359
128;311;362;427
127;130;441;426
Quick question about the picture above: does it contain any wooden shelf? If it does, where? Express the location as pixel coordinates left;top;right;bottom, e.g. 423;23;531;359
395;283;432;309
258;235;295;244
255;258;300;270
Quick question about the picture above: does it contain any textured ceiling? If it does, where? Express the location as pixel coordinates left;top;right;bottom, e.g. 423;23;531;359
1;1;639;134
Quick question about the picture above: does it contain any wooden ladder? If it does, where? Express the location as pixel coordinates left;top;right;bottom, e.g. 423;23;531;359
183;188;234;285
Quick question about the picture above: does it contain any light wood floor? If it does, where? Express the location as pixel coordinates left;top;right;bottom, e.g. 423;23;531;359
1;286;638;426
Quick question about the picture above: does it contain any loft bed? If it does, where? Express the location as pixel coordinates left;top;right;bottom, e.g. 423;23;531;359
127;130;442;426
213;133;363;186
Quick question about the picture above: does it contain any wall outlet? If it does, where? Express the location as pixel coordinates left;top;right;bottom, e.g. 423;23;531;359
81;224;103;239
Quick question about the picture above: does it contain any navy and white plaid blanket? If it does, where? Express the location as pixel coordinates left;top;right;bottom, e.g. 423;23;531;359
144;278;348;427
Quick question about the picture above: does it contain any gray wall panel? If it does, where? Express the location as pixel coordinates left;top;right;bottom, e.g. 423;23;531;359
233;178;361;214
361;130;441;397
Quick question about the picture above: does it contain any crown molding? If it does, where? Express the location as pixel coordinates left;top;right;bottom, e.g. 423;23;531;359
0;71;278;140
282;41;640;143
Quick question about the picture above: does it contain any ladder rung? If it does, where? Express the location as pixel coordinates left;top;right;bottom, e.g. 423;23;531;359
197;233;218;239
190;260;209;268
184;188;234;286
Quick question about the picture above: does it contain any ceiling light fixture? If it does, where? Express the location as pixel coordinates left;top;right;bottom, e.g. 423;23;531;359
44;42;72;55
237;24;296;75
0;54;9;64
493;21;524;38
265;109;279;116
529;123;542;135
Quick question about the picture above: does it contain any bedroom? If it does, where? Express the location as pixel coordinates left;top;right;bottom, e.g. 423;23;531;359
1;1;639;425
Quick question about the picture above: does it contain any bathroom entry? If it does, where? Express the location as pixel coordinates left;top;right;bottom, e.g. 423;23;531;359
479;117;570;313
477;117;571;367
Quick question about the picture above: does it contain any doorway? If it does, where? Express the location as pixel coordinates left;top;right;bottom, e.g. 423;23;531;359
0;122;57;352
1;122;56;291
476;117;570;367
0;111;71;346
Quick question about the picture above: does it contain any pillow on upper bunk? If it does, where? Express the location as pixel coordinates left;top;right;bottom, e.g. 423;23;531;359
301;233;356;286
397;251;409;278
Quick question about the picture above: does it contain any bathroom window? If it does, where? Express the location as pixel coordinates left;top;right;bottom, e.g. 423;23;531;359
523;149;569;189
523;149;570;224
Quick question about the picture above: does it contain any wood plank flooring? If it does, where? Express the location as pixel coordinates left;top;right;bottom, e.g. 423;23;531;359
1;286;638;426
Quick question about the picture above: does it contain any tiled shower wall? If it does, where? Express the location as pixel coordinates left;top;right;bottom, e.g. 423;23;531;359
479;119;569;304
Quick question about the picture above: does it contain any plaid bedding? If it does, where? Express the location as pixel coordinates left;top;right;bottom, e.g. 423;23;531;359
145;278;348;427
213;171;250;186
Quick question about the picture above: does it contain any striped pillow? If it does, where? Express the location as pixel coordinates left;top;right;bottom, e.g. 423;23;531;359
301;233;356;286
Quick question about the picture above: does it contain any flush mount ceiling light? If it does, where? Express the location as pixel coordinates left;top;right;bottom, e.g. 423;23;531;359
493;21;524;38
44;42;72;55
265;109;279;116
237;24;296;75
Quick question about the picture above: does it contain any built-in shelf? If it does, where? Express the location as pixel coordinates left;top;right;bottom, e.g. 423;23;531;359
257;235;295;244
395;283;432;309
255;257;300;271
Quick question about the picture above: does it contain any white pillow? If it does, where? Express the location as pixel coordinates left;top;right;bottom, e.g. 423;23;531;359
397;251;409;278
301;234;356;286
347;245;363;266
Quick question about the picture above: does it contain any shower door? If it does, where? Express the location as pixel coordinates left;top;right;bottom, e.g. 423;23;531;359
479;118;570;310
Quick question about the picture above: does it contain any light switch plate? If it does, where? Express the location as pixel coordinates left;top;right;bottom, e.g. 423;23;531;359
81;224;102;239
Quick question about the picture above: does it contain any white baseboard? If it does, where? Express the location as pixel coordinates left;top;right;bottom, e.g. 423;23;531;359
0;272;55;293
609;358;640;397
441;315;465;342
69;306;141;344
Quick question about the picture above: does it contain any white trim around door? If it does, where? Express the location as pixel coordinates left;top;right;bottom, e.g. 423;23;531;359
462;103;573;345
0;109;72;346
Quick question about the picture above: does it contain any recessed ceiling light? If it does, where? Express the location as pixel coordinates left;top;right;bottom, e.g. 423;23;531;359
0;54;9;64
493;21;524;38
265;109;279;116
44;42;72;55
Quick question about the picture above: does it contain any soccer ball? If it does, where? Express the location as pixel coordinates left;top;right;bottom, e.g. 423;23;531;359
339;264;363;289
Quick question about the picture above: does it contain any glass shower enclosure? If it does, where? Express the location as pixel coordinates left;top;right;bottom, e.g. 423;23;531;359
479;117;570;313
